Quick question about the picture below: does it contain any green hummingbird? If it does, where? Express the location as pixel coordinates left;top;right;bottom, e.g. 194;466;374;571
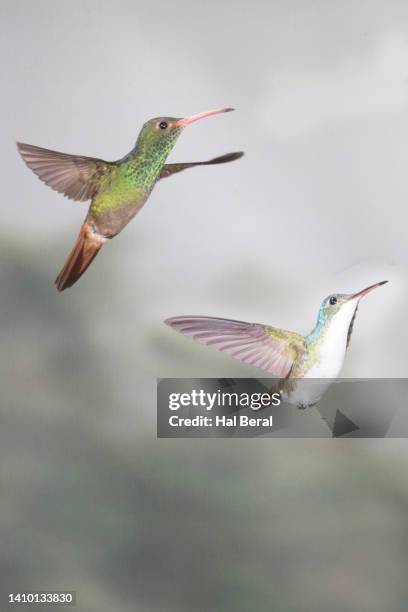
165;281;388;409
17;108;242;291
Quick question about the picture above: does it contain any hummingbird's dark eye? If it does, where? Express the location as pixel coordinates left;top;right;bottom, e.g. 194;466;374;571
159;121;168;130
329;296;337;306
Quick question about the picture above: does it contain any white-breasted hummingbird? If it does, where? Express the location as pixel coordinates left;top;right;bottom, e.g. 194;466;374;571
165;281;388;409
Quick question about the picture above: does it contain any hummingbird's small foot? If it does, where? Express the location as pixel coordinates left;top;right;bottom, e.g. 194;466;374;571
297;403;308;410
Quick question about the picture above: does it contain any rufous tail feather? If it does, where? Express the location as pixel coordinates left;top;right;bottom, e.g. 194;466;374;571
55;223;106;291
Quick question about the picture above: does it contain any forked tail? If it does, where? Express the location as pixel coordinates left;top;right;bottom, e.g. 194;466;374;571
55;223;106;291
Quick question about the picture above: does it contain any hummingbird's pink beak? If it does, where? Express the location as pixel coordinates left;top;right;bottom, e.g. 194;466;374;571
348;280;388;301
175;108;234;127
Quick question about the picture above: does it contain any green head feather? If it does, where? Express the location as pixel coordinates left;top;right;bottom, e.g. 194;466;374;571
125;117;184;190
307;293;353;345
316;294;350;327
136;118;183;162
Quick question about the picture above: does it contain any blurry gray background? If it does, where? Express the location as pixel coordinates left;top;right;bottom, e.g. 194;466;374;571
1;1;408;610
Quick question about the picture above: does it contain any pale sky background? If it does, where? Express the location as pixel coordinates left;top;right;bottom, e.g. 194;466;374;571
2;0;407;383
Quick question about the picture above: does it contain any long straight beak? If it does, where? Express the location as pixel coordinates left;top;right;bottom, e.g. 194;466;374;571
175;107;234;127
349;280;388;300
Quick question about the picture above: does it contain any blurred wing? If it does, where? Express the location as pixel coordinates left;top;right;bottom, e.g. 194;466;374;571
159;151;243;179
17;142;113;201
346;304;359;348
165;315;305;377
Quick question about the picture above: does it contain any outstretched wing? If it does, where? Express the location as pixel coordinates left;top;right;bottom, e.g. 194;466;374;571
165;315;305;378
17;142;113;202
159;151;243;179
